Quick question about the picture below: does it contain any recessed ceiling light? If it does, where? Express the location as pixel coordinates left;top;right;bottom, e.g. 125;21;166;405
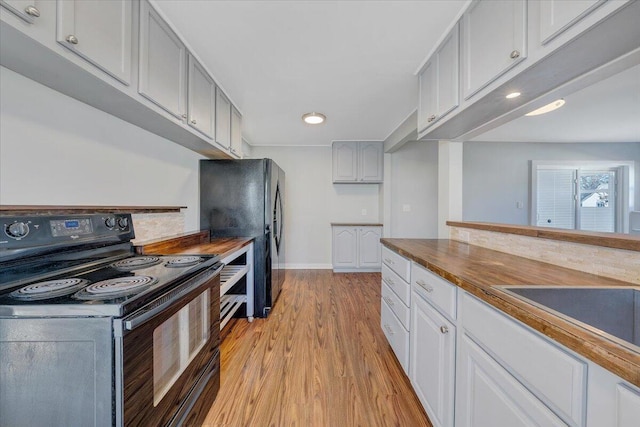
506;92;521;99
302;112;326;125
525;99;566;116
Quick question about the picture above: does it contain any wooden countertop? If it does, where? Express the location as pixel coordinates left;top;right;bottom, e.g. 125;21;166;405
135;230;254;260
381;238;640;387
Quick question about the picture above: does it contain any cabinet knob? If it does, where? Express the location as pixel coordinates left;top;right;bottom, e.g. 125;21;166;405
66;35;79;45
190;119;197;124
510;50;520;59
24;5;40;17
427;114;437;123
440;326;449;334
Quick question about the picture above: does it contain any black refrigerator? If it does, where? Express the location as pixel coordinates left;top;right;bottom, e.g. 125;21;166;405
200;159;285;317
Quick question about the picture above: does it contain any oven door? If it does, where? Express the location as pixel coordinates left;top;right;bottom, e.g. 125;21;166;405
115;265;222;427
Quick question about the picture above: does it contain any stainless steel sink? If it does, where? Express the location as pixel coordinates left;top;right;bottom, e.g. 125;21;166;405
499;286;640;352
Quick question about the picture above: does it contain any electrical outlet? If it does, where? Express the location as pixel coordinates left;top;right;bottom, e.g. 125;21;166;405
402;204;411;212
361;209;367;216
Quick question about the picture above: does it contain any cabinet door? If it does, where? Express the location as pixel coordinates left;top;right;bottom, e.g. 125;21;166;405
436;22;459;119
462;0;526;100
1;0;41;23
138;0;186;119
332;227;357;268
332;142;358;182
358;227;381;268
215;88;231;149
410;293;455;427
230;106;242;157
56;0;132;84
417;59;437;132
456;333;566;427
539;0;604;44
187;55;215;138
358;141;383;182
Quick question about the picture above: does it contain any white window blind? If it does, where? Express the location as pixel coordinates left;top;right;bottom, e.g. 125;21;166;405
536;169;576;229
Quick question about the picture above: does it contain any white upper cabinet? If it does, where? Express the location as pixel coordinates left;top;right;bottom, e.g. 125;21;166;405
1;0;41;23
333;141;383;183
538;0;604;44
187;54;215;139
215;88;231;150
461;0;527;100
230;106;242;157
56;0;132;85
418;22;459;133
332;142;358;182
138;0;186;120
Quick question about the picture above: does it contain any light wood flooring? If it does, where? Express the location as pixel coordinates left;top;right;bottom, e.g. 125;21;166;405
201;270;431;427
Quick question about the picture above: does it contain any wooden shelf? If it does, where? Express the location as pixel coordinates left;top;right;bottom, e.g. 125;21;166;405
218;243;255;331
0;205;186;215
220;295;247;330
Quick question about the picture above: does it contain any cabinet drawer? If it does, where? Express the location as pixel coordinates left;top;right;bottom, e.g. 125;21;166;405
382;281;409;330
462;292;586;426
382;264;410;306
381;298;409;374
382;246;411;282
412;263;457;320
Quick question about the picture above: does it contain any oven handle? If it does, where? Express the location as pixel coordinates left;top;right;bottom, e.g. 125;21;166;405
124;263;224;331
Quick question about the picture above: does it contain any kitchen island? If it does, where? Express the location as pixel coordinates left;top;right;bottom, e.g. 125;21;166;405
381;237;639;427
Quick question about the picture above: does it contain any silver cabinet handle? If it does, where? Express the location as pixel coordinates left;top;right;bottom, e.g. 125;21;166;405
181;114;187;119
384;324;394;335
440;325;449;334
427;114;437;123
24;5;40;17
66;35;78;45
384;258;394;265
384;276;395;286
510;50;520;59
416;279;433;293
383;296;394;306
190;119;196;124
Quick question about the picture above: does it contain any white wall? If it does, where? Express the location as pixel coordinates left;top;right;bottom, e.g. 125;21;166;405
388;140;439;238
251;146;381;268
0;67;203;231
463;141;640;225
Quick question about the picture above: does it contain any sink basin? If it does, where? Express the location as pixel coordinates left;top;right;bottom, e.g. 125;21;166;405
499;286;640;352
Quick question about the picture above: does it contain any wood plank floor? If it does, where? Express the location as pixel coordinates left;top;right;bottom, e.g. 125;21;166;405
200;270;431;427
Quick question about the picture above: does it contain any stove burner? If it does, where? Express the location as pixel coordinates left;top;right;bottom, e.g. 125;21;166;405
10;278;90;301
165;256;203;268
74;276;157;300
111;256;162;270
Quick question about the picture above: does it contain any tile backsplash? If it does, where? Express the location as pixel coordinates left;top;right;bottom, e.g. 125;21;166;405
131;213;185;243
450;226;639;285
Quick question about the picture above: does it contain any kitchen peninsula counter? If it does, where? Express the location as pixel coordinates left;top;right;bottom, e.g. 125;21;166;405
381;238;639;387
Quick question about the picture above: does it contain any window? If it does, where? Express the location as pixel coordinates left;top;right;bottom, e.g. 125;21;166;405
531;161;634;233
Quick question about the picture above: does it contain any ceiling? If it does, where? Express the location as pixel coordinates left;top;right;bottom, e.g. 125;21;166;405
471;63;640;143
151;0;467;147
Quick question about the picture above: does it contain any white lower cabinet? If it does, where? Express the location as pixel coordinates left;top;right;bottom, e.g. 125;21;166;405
410;290;455;427
381;296;409;373
456;333;566;427
332;225;381;272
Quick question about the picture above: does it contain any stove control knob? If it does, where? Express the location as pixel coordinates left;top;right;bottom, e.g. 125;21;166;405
104;217;116;229
6;222;29;239
117;217;129;229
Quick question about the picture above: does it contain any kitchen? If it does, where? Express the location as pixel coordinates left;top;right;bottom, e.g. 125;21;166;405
1;0;639;426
